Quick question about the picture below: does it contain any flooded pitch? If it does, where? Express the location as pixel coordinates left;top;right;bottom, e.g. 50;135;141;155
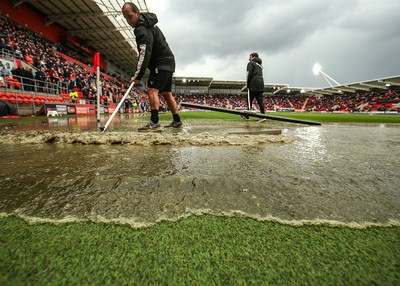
0;115;399;228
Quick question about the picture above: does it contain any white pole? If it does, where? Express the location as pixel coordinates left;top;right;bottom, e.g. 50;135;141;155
247;89;251;110
96;65;100;122
99;81;135;132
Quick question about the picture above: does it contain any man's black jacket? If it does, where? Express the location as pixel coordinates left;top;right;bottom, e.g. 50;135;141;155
134;12;175;80
247;57;264;92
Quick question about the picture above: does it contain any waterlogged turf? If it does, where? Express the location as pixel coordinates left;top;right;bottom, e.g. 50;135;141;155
1;112;399;284
1;216;399;285
0;114;399;228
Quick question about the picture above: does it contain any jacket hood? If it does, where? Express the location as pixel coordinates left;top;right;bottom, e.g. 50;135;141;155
137;12;158;27
253;57;262;65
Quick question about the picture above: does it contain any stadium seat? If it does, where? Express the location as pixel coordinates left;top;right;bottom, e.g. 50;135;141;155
34;97;42;105
8;96;17;104
22;95;31;104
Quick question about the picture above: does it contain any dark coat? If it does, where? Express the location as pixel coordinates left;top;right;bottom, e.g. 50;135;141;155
247;57;264;92
134;12;175;80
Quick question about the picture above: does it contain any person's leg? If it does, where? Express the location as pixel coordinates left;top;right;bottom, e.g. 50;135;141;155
162;73;182;127
147;87;160;124
254;91;267;123
137;69;162;131
242;90;255;120
139;70;180;130
162;92;178;115
162;91;182;126
255;91;265;114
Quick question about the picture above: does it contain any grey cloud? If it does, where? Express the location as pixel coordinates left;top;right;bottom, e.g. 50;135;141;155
153;0;400;86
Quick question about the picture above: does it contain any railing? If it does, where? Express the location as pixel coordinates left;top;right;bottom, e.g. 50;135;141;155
0;48;17;61
0;74;61;95
0;91;65;116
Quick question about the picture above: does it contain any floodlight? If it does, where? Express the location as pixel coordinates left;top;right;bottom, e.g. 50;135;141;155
312;63;340;87
313;63;322;76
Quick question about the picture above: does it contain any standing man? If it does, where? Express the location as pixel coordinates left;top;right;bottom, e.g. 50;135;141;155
241;52;266;122
122;2;182;131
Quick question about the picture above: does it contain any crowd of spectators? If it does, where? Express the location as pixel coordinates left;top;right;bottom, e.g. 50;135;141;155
1;16;399;114
175;91;399;113
0;16;149;108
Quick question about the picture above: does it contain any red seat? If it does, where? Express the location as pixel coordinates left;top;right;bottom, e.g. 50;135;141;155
22;96;31;104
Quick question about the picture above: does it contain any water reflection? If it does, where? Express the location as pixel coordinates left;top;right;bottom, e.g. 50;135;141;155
0;114;142;132
291;126;327;164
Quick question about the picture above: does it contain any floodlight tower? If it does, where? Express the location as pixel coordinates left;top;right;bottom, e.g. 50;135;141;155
312;63;341;87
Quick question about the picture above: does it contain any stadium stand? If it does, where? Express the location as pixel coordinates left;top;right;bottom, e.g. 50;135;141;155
0;1;399;117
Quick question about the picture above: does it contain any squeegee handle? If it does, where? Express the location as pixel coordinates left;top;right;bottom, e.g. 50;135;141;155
102;81;136;131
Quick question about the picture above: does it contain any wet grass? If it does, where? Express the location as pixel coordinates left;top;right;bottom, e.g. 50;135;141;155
1;215;399;285
266;112;400;123
171;111;400;123
1;111;399;125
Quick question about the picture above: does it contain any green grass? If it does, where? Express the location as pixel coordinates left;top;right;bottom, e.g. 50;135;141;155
169;111;400;123
266;112;400;123
1;216;399;285
1;111;400;125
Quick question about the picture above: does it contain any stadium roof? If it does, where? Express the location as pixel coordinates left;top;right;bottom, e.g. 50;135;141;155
16;0;147;75
309;75;400;97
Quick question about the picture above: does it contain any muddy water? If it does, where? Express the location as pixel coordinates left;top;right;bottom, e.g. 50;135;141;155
0;116;399;228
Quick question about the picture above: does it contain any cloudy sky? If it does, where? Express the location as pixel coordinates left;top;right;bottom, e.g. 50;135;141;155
145;0;400;88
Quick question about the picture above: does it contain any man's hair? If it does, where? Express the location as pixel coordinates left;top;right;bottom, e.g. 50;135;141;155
122;2;139;12
250;52;259;58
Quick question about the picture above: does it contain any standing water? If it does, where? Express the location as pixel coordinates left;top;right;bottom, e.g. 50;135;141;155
0;115;399;228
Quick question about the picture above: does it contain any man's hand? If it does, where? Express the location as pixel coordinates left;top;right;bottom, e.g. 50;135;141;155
129;77;139;85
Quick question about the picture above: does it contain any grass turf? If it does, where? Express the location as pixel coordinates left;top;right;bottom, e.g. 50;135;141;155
1;216;399;285
1;111;400;125
167;111;400;123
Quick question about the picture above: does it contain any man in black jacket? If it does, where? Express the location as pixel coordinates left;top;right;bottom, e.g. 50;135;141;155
242;52;266;122
122;2;182;131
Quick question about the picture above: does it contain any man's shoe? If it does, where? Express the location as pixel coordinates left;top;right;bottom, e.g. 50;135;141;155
165;120;183;128
256;118;267;123
240;115;250;121
138;121;162;132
